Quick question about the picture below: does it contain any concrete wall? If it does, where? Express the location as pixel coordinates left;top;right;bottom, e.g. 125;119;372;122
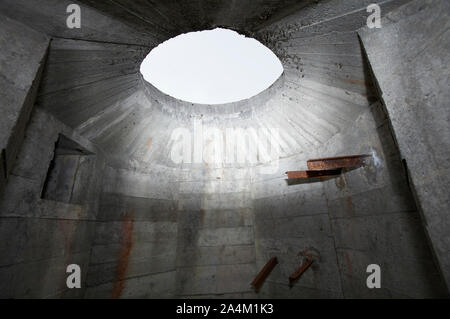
85;164;258;298
82;1;448;294
0;108;106;298
85;166;178;298
36;38;147;130
359;0;450;290
251;102;446;298
0;13;49;195
0;14;107;298
0;0;448;299
0;0;166;47
250;0;448;298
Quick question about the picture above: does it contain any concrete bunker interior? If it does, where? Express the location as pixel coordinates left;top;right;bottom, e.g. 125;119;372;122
0;0;449;299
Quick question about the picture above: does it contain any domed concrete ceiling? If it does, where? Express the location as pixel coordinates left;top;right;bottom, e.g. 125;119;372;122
33;0;375;172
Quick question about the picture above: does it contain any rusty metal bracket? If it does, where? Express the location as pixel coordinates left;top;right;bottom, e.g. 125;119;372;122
251;257;278;293
307;154;371;170
289;248;321;287
286;168;342;179
286;154;371;181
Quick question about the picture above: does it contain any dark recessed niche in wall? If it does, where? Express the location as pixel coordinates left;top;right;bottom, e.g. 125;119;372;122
41;134;95;205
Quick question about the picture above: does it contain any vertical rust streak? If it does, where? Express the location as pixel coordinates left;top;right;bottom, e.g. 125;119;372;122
345;251;353;277
111;211;134;299
145;138;153;149
57;219;75;298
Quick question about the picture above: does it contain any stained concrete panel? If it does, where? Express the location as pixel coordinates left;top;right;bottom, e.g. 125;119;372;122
0;13;49;189
359;0;450;290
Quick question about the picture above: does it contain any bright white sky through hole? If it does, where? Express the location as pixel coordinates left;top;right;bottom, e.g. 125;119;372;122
140;28;284;105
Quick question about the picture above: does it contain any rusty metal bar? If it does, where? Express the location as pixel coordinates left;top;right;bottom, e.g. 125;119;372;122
286;168;342;179
289;257;314;286
251;257;278;293
307;154;371;170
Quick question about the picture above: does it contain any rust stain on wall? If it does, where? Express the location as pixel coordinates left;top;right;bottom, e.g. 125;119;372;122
145;138;153;149
335;175;346;190
58;219;74;260
111;211;134;299
345;195;355;217
57;219;76;298
345;251;353;277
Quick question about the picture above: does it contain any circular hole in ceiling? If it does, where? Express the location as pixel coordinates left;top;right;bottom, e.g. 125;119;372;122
140;28;284;105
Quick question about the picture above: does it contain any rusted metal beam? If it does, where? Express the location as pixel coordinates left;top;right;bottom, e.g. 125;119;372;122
289;248;320;287
307;154;371;170
251;257;278;293
289;257;314;286
286;168;342;179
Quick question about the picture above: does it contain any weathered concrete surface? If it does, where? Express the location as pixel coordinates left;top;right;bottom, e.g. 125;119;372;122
174;164;257;298
0;0;166;47
0;107;106;298
252;0;447;298
37;38;147;130
82;0;447;299
0;13;49;195
252;101;447;298
76;0;318;34
0;0;449;299
0;21;106;296
84;165;258;298
84;166;178;298
359;0;450;290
